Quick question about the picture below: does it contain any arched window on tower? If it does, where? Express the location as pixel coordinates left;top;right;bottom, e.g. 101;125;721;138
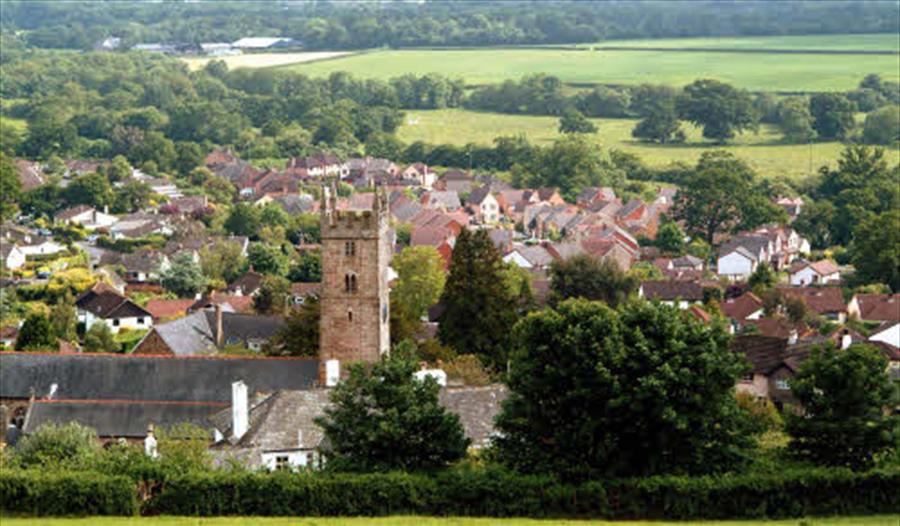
345;273;357;293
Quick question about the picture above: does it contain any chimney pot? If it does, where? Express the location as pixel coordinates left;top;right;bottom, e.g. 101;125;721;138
231;381;249;441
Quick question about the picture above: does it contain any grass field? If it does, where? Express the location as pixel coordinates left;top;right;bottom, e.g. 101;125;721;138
279;47;899;91
585;33;900;52
2;517;898;526
181;51;354;71
397;109;891;180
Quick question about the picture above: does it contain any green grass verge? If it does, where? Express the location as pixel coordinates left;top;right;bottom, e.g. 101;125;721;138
279;46;899;91
1;516;898;525
396;109;900;181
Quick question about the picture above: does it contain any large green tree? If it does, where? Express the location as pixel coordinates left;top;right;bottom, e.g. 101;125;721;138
514;134;622;202
548;254;637;308
677;79;758;142
247;243;290;277
392;246;446;321
316;354;469;472
161;253;206;298
83;323;119;353
673;151;785;245
438;229;517;370
862;104;900;145
49;292;77;342
786;344;898;469
0;153;21;221
64;173;113;208
851;210;900;291
494;299;752;481
776;97;817;143
558;107;597;134
266;295;319;357
809;92;855;140
15;312;56;351
224;203;261;238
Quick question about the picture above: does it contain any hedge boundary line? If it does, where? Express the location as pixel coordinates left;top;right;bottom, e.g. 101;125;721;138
1;467;898;518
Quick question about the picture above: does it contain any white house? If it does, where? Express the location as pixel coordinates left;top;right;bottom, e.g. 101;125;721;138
55;205;118;230
467;187;501;223
75;282;153;334
1;244;26;270
18;239;66;258
789;260;840;286
869;322;900;349
717;247;758;280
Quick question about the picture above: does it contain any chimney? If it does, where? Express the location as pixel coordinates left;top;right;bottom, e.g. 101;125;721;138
841;330;852;350
231;380;248;440
214;304;223;348
788;330;798;345
325;359;340;387
144;424;158;458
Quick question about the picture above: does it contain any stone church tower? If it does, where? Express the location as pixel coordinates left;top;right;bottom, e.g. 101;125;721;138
318;187;390;382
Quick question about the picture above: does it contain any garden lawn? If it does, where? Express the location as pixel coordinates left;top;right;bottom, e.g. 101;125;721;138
1;516;898;526
278;46;900;91
396;109;900;182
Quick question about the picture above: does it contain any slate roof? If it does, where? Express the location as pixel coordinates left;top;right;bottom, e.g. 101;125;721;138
672;255;704;269
24;400;224;438
854;294;900;322
55;205;93;221
466;186;492;206
120;250;166;274
425;191;461;210
228;271;264;295
640;280;704;302
720;235;770;258
512;244;554;267
0;352;318;402
75;282;151;320
438;385;507;449
147;310;285;356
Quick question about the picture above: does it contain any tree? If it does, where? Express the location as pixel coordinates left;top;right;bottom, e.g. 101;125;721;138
316;354;469;472
786;344;898;469
112;180;152;213
266;295;319;357
655;220;685;254
288;250;321;283
809;93;855;140
494;299;752;481
247;243;289;277
199;240;247;283
672;151;784;245
631;95;683;144
224;203;261;238
106;155;132;182
203;176;236;205
15;312;55;351
776;97;817;143
392;246;446;321
549;254;637;308
83;323;119;353
677;79;758;142
14;421;98;469
862;105;900;145
558;107;597;134
253;275;291;315
748;262;777;291
49;292;77;342
65;173;113;208
516;134;620;202
0;153;22;221
161;253;206;298
438;229;517;370
851;210;900;291
794;200;836;250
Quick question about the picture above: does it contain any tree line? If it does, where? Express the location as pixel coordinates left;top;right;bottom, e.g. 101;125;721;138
3;1;897;52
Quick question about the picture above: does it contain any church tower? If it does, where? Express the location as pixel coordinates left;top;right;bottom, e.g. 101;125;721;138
318;187;390;382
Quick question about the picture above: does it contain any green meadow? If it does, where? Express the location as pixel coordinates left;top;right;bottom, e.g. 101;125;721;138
278;44;899;91
3;516;898;526
584;33;900;52
396;109;896;181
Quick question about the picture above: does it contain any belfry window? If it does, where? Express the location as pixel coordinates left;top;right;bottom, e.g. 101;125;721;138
344;274;357;293
344;241;356;256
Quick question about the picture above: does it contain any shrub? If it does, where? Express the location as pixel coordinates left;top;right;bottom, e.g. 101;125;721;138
14;421;99;469
0;470;137;516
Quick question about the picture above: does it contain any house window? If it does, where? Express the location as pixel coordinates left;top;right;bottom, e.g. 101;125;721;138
113;319;120;327
275;455;290;470
344;241;356;256
344;274;357;294
775;379;791;391
137;317;145;325
741;373;753;382
306;452;314;467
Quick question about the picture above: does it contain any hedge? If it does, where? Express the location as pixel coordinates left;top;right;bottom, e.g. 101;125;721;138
0;470;137;516
2;467;898;518
148;467;900;519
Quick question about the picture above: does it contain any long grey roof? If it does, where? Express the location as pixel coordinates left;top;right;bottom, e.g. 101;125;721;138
149;310;285;356
0;352;318;402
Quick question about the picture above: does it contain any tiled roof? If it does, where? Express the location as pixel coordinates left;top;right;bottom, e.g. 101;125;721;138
854;294;900;322
721;292;764;321
779;286;846;315
75;282;151;320
640;280;704;302
145;299;196;320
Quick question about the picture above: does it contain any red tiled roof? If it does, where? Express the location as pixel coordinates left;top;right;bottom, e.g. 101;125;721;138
855;294;900;322
779;287;846;315
145;299;196;320
721;292;764;321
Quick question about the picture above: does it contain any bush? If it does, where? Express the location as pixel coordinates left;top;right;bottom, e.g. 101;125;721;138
142;466;900;519
0;470;137;516
13;421;99;469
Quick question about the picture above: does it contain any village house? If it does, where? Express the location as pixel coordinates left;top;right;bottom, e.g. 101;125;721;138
778;286;848;323
720;291;765;331
716;235;772;280
503;243;555;272
869;321;899;349
119;249;170;283
75;282;153;334
435;170;474;193
132;306;285;356
465;187;501;223
775;197;804;221
848;293;900;323
789;259;841;286
401;163;436;189
0;243;26;270
421;190;462;213
638;280;705;309
54;205;118;230
732;335;811;409
285;153;348;179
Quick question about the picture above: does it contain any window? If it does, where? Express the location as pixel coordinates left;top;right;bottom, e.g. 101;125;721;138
137;317;145;325
344;274;357;294
741;373;753;382
113;319;120;327
344;241;356;256
348;310;353;323
306;452;314;467
275;455;290;470
775;379;791;391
